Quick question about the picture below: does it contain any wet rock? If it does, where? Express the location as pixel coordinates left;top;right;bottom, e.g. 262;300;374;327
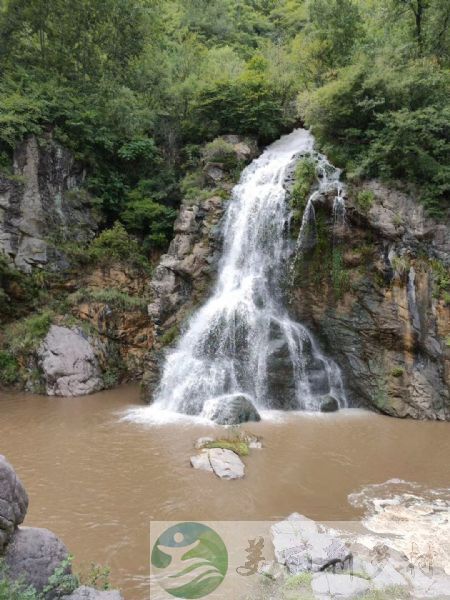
0;134;98;272
202;395;261;425
190;448;245;479
38;325;103;396
311;572;371;599
190;450;213;472
291;178;450;420
0;455;28;552
320;395;339;413
208;448;245;480
3;526;69;597
271;514;349;573
62;586;124;600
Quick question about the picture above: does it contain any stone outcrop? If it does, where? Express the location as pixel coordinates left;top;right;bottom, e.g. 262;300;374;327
0;456;123;598
0;133;98;272
62;586;124;600
38;325;103;396
4;526;69;597
290;179;450;420
0;455;28;552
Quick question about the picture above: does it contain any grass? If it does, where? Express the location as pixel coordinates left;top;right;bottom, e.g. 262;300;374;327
159;325;180;347
69;287;147;312
203;439;250;456
3;311;53;356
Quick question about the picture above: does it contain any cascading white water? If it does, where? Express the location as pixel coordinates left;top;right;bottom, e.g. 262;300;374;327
154;129;346;418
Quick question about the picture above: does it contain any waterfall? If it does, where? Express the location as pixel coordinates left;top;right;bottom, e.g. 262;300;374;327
154;129;346;418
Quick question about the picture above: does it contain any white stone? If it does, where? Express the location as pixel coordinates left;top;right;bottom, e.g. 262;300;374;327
190;450;213;472
312;573;371;599
208;448;245;480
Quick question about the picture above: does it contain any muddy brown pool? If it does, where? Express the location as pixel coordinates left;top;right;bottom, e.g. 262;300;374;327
0;385;449;598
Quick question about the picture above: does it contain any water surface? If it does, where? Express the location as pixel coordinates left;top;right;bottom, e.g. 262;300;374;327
1;385;449;598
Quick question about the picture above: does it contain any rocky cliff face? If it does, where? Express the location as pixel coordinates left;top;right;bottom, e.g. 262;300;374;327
0;133;98;273
289;180;450;420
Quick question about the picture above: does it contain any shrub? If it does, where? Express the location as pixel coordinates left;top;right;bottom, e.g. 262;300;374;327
0;560;40;600
0;351;19;384
120;191;176;250
291;156;317;213
4;311;53;356
355;190;374;213
88;223;150;271
202;138;238;170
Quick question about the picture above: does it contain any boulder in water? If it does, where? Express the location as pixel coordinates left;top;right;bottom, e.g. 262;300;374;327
0;455;28;552
202;395;261;425
190;448;245;479
38;325;103;397
3;527;69;597
319;395;339;412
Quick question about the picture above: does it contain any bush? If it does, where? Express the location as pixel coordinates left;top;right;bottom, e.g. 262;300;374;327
202;138;238;169
4;311;53;356
120;191;176;250
88;223;150;271
0;559;40;600
355;190;374;213
0;351;19;384
300;60;450;215
292;156;317;212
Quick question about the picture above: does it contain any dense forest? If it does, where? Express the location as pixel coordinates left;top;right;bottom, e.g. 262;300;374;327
0;0;449;255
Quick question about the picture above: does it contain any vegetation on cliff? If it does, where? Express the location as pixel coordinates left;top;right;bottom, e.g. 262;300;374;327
0;0;448;248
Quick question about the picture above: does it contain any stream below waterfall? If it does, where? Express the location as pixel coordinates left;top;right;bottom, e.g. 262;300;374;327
1;385;449;599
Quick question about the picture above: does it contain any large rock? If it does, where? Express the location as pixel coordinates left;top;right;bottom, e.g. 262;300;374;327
271;514;350;574
3;526;69;596
38;325;103;396
0;455;28;552
201;394;261;425
0;134;98;272
311;573;371;599
190;448;245;479
291;179;450;420
62;586;124;600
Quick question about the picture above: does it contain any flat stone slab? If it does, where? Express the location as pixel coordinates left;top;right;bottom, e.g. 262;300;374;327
190;448;245;479
312;573;371;599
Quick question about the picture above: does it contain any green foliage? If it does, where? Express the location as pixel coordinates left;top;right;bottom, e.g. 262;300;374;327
4;311;53;356
195;76;287;142
0;560;40;600
87;223;150;271
0;351;20;385
301;58;449;215
203;439;250;456
42;556;79;598
332;248;351;299
202;138;239;169
291;156;317;228
79;563;111;591
391;366;405;378
430;258;450;300
160;325;180;347
355;189;375;213
120;191;177;250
